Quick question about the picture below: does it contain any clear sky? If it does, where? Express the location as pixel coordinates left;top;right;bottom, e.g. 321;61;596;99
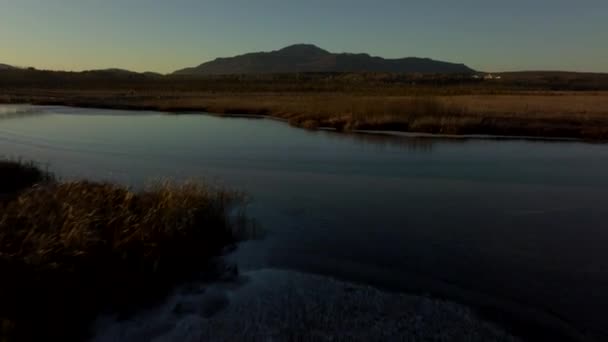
1;0;607;73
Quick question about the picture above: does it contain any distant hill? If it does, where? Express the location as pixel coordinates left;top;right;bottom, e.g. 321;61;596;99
83;68;143;76
0;63;17;70
80;68;163;79
142;71;164;77
173;44;475;75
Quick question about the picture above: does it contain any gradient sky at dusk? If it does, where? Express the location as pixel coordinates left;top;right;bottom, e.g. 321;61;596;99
1;0;607;73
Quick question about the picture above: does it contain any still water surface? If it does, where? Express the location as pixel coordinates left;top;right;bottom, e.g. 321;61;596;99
2;105;608;341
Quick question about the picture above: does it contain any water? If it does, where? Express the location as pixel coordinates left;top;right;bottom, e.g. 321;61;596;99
2;105;608;341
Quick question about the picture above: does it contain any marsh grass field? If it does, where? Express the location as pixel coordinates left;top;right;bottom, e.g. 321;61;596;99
0;160;249;341
2;70;608;139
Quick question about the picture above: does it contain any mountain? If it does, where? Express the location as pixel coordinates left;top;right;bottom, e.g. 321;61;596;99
81;68;163;79
0;63;17;70
142;71;164;77
174;44;475;75
83;68;141;75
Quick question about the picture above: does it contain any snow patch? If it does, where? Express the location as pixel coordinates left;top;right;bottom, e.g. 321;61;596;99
93;269;520;341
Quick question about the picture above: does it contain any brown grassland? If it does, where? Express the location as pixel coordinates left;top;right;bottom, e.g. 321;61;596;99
1;70;608;139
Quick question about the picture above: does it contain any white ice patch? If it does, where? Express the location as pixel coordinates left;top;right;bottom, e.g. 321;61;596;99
92;269;520;342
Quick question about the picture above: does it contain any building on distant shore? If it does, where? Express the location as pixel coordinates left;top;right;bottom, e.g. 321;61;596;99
483;74;502;80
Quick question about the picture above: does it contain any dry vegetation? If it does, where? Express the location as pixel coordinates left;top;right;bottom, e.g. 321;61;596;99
0;161;250;341
4;89;608;139
2;70;608;139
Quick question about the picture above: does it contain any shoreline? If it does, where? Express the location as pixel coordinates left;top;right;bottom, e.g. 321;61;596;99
2;100;605;144
273;254;593;342
2;87;608;141
93;268;523;342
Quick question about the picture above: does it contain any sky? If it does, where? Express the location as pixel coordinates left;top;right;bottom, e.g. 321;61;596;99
1;0;607;73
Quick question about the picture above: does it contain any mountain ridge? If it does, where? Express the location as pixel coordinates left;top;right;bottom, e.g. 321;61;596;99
0;63;17;70
174;44;475;75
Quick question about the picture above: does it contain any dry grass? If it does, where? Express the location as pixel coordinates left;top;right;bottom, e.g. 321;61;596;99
0;161;250;341
149;92;608;138
0;181;241;268
3;88;608;139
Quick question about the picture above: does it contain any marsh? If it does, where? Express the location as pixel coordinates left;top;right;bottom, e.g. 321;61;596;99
2;105;608;340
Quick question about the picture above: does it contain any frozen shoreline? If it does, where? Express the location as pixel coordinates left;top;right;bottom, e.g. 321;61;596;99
93;269;520;342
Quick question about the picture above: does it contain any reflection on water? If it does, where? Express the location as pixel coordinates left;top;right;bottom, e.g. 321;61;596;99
325;130;439;152
0;104;50;120
2;105;608;341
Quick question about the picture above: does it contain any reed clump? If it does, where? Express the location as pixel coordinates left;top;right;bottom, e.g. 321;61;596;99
0;161;249;341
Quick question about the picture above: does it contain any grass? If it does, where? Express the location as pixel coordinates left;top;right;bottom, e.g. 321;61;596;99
159;92;608;138
0;161;250;341
2;69;608;139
